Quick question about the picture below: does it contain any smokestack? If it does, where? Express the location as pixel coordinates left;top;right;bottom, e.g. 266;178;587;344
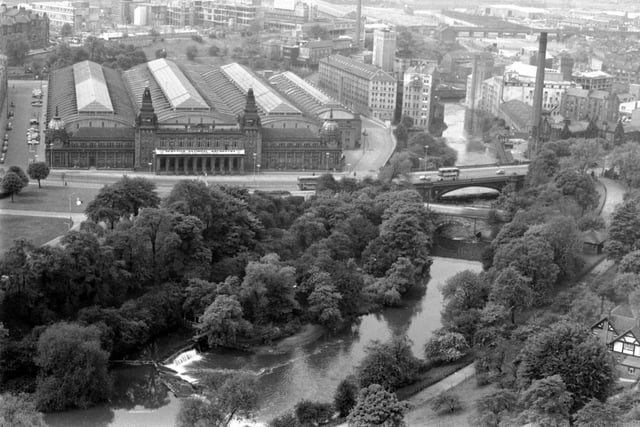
355;0;362;49
530;32;547;156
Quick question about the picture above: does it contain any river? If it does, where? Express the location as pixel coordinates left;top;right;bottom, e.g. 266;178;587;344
441;102;496;166
44;257;482;427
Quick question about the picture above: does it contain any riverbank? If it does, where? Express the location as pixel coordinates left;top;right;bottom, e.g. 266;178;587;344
252;324;326;355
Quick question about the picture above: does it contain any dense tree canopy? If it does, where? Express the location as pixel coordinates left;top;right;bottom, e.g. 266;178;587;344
517;321;616;412
347;384;409;427
27;162;50;189
34;322;111;411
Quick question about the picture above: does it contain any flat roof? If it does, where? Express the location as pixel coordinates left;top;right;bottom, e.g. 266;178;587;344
147;58;209;111
221;63;301;116
73;61;114;114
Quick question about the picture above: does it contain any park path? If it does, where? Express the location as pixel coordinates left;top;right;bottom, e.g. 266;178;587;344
335;364;476;427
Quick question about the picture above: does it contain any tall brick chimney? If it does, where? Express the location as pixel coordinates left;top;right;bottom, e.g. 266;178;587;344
530;32;547;157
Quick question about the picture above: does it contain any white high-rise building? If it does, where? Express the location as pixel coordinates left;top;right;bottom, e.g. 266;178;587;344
373;29;396;73
402;65;436;129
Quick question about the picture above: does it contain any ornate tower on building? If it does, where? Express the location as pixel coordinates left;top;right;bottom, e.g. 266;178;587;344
320;109;341;149
239;88;262;170
134;87;158;170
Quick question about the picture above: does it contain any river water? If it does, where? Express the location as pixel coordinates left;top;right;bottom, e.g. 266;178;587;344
442;102;496;166
45;257;482;427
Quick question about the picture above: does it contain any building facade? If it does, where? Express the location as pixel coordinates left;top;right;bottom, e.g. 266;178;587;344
200;0;258;27
402;65;436;129
45;59;344;173
372;29;396;73
560;87;621;125
573;70;614;91
264;1;317;30
470;62;573;118
0;6;49;51
319;54;396;122
30;1;89;34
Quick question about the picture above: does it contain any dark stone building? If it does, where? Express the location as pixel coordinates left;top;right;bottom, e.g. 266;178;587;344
0;5;49;52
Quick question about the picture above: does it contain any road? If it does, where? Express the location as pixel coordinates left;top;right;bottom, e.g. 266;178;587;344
408;163;529;183
344;117;396;178
1;80;47;174
599;176;626;224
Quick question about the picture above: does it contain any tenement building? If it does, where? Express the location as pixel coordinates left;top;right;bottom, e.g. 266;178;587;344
45;58;346;173
318;54;396;122
0;5;49;51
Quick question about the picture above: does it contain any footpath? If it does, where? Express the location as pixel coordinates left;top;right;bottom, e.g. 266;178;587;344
335;364;476;427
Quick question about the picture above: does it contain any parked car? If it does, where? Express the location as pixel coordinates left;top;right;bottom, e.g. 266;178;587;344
8;110;13;118
496;169;505;175
31;101;43;107
6;123;11;130
29;118;39;126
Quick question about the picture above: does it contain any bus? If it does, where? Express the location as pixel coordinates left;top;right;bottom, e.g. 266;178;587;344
437;167;460;180
297;176;319;190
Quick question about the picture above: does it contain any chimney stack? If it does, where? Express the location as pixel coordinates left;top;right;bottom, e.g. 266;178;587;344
530;32;547;156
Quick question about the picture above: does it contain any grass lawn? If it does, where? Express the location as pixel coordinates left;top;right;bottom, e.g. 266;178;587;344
0;184;99;213
405;376;497;427
0;215;69;257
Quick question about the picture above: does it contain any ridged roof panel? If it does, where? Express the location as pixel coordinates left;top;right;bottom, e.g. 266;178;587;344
221;63;301;116
147;58;209;111
73;61;114;114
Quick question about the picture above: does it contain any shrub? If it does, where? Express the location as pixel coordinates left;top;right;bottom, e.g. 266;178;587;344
334;376;358;417
431;392;462;415
294;400;333;425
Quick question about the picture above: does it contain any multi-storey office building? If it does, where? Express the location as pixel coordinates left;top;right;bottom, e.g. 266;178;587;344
30;1;89;34
319;54;396;122
372;29;396;73
200;0;258;27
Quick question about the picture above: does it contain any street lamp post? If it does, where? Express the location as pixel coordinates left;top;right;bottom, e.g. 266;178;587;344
325;152;330;173
362;130;367;153
67;192;83;230
424;145;429;171
148;162;153;173
252;153;257;181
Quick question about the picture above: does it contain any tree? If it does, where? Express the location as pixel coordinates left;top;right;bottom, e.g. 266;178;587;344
155;48;167;59
186;45;198;60
489;266;533;324
620;250;640;274
347;384;409;427
177;372;258;427
197;295;250;347
515;375;573;425
239;254;298;325
475;389;519;421
208;45;220;56
60;23;73;37
605;196;640;261
306;24;330;40
525;148;560;187
518;321;616;412
334;376;358;417
1;172;25;202
378;152;413;183
431;392;462;415
569;138;603;173
307;274;343;332
8;166;29;187
0;393;46;427
85;176;160;227
4;35;30;65
493;235;560;304
614;120;626;146
610;142;640;188
440;270;490;341
424;331;469;363
554;169;599;214
34;322;111;411
573;399;622;427
27;162;50;188
294;400;333;425
356;336;420;391
269;412;299;427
